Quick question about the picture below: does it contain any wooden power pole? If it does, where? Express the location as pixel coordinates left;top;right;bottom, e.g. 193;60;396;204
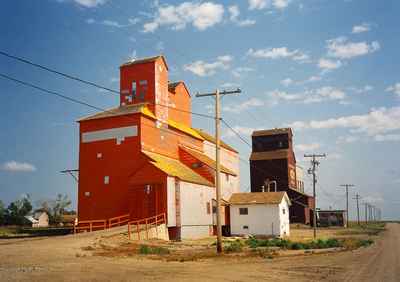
340;184;355;228
304;153;326;239
196;88;241;253
353;194;361;225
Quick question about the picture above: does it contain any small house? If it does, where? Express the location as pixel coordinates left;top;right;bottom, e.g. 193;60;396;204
229;192;291;237
24;211;49;228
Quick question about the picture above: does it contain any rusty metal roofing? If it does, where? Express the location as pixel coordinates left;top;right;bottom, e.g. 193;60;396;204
193;128;238;153
120;55;168;70
252;128;292;137
250;149;289;161
142;151;214;187
229;192;290;205
180;146;237;176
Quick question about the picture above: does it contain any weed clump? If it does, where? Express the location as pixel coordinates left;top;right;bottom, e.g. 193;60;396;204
139;245;170;255
224;240;244;253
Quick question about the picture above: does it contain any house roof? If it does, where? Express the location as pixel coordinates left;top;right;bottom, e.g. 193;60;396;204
180;146;237;176
250;149;289;161
142;151;214;187
252;128;292;137
120;55;169;70
229;192;291;205
193;128;238;153
168;119;204;140
24;215;39;224
168;81;191;97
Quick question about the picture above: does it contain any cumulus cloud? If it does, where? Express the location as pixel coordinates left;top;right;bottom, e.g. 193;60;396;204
326;37;380;59
348;85;373;94
223;98;264;113
63;0;107;8
247;47;309;62
228;5;256;27
280;78;293;87
248;0;291;10
2;161;36;172
386;83;400;97
86;18;139;28
318;58;342;71
336;136;359;144
143;2;224;32
232;67;254;78
287;106;400;136
352;23;371;34
295;143;321;152
269;86;346;105
183;55;232;76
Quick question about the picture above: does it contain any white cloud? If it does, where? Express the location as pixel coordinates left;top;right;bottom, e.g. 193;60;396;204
386;83;400;97
349;85;373;94
248;0;267;10
295;143;321;152
307;76;322;83
86;18;139;28
248;0;291;10
223;98;264;113
269;86;346;105
220;82;241;88
228;6;256;27
374;134;400;142
336;136;359;144
183;55;232;76
352;23;370;34
68;0;107;8
280;78;293;87
288;106;400;136
318;58;342;70
247;47;309;62
2;161;36;172
223;126;260;138
232;67;254;78
143;2;224;32
326;37;380;59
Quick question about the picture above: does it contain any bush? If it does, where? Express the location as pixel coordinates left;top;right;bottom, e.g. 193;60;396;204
139;245;170;255
358;239;373;247
224;240;243;253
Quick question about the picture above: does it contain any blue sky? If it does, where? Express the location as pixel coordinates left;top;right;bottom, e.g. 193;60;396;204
0;0;399;219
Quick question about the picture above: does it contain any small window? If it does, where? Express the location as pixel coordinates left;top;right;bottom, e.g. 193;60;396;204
225;174;229;182
206;202;211;214
139;90;145;101
212;206;217;213
282;208;286;215
239;208;248;215
139;80;148;86
104;176;109;185
131;81;136;98
243;225;249;229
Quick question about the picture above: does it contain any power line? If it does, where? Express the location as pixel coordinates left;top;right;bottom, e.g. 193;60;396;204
0;50;214;120
340;184;355;228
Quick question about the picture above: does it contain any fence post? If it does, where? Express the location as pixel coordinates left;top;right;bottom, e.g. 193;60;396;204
137;223;140;240
155;216;159;238
128;222;131;240
145;219;149;239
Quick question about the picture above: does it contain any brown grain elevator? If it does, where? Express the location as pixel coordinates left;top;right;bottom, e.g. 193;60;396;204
249;128;315;225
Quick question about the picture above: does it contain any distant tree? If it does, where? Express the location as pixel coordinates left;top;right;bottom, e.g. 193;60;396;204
0;200;5;225
37;194;71;225
5;195;32;225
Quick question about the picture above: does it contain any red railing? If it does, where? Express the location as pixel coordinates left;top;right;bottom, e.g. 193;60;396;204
74;213;130;234
127;213;166;240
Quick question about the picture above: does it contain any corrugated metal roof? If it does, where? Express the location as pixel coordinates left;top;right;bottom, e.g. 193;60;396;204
229;192;289;205
193;128;238;153
120;55;168;70
250;149;289;161
180;146;237;176
142;151;214;187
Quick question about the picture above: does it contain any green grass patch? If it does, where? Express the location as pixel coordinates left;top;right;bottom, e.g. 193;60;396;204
138;245;170;255
224;239;244;253
245;237;342;250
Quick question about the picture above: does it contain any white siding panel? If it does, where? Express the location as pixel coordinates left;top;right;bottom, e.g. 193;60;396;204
167;176;176;227
82;126;138;143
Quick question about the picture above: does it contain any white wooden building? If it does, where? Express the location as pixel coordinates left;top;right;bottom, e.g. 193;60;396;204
25;211;49;228
229;192;291;237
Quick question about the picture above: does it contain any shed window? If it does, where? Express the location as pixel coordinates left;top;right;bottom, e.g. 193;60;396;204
243;225;249;229
206;202;211;214
104;176;110;185
239;208;248;215
282;208;286;215
131;81;136;98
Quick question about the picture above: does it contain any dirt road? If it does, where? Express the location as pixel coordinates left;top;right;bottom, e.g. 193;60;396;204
0;223;398;281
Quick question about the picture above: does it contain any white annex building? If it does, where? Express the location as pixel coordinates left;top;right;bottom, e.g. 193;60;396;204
25;211;49;228
229;192;291;237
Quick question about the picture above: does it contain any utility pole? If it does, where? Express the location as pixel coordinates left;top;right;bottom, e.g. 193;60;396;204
340;184;355;228
304;153;326;239
353;194;361;225
196;88;241;253
363;202;368;224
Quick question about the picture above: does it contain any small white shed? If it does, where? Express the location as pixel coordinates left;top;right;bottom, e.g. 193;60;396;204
229;192;291;237
25;211;49;228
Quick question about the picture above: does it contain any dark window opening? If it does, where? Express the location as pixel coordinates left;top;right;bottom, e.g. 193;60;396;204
239;208;248;215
